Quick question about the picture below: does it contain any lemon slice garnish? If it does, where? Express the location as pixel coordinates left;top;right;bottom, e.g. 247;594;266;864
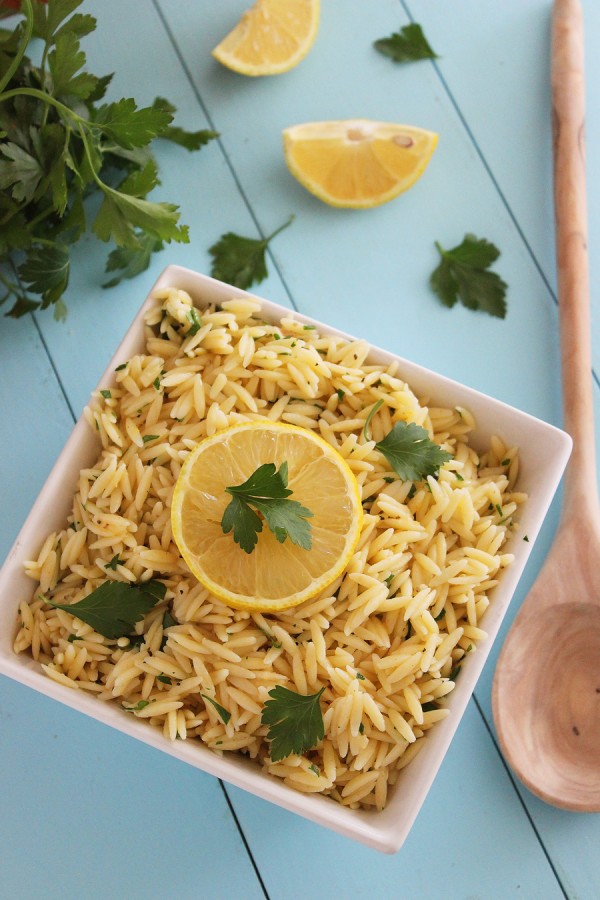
171;422;363;612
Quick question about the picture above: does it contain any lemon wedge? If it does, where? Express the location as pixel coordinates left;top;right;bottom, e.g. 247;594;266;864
212;0;319;77
171;422;363;612
282;119;438;208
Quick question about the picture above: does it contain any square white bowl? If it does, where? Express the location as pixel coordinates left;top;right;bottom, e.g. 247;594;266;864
0;265;571;853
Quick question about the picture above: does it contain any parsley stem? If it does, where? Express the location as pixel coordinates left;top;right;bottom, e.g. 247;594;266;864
29;236;59;249
0;84;134;151
0;201;55;231
0;87;105;145
8;255;22;286
77;121;135;207
39;20;51;89
40;48;52;129
0;0;33;95
0;270;18;294
77;122;103;187
0;86;85;125
0;207;17;226
0;259;34;313
26;205;57;231
77;123;123;209
264;214;295;244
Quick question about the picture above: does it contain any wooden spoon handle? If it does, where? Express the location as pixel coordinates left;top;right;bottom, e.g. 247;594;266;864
552;0;597;516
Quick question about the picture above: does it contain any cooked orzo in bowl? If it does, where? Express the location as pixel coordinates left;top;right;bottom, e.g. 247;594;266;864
0;265;571;852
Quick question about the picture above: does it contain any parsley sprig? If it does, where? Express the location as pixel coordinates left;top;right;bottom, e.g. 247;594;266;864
261;685;325;761
375;421;452;482
202;693;231;725
221;461;313;554
43;578;166;639
430;234;508;318
0;0;217;320
374;23;439;63
209;215;294;290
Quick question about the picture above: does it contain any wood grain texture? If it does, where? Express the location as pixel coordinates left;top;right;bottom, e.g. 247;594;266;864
552;0;597;510
493;0;600;814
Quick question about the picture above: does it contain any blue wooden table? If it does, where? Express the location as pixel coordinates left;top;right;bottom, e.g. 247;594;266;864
1;1;599;897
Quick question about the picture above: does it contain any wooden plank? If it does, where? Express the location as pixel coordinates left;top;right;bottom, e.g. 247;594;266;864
0;678;266;900
0;317;74;554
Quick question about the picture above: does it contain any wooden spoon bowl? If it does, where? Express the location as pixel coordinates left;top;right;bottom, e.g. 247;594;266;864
533;606;600;806
494;533;600;809
492;0;600;811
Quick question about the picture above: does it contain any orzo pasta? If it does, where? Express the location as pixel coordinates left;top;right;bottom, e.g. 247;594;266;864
14;287;525;810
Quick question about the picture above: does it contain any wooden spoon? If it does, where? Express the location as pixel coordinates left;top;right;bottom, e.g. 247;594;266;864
492;0;600;812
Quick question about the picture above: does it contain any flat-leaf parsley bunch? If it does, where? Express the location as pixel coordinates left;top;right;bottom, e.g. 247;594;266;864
0;0;217;320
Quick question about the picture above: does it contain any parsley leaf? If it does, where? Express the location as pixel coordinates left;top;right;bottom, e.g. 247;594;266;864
35;0;86;42
252;495;313;548
221;461;313;554
374;23;439;63
162;610;177;629
102;232;163;289
221;493;262;554
363;398;384;441
53;12;96;42
18;243;70;313
209;215;294;289
94;98;172;150
104;553;123;571
430;235;508;318
201;693;231;725
0;141;42;203
151;97;219;151
48;31;97;99
187;306;202;335
375;421;452;482
44;579;166;639
162;125;219;152
227;461;292;500
123;699;151;712
93;186;188;247
261;685;325;761
257;625;282;649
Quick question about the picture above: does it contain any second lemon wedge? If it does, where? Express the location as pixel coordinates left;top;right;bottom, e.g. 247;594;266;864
283;119;438;208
